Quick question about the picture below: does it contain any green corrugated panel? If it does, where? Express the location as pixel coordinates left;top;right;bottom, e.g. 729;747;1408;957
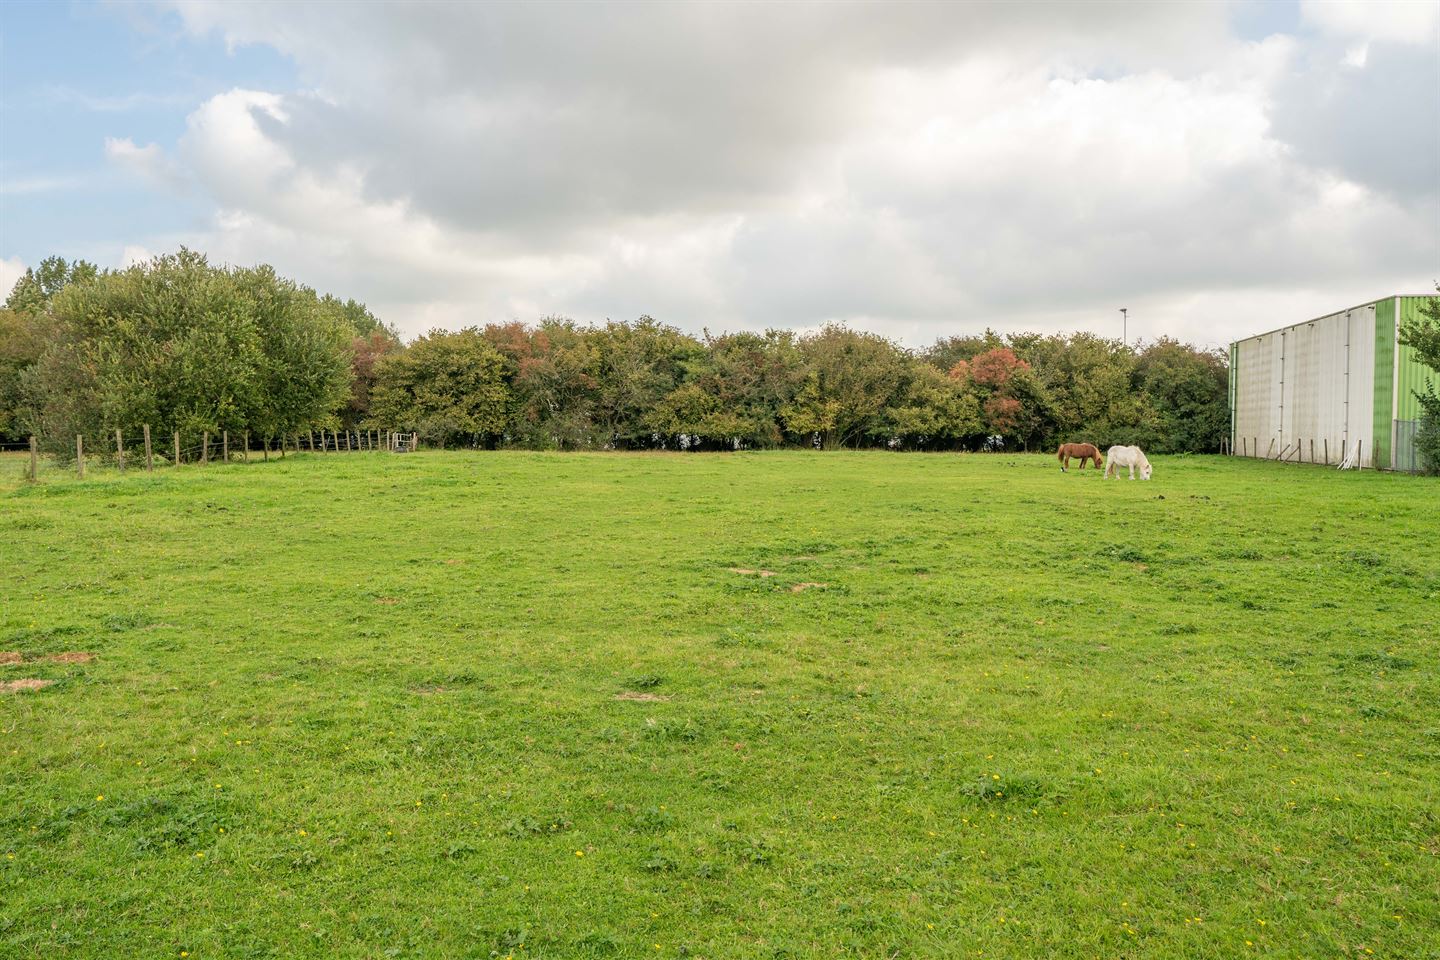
1373;297;1396;468
1229;341;1237;450
1396;296;1436;422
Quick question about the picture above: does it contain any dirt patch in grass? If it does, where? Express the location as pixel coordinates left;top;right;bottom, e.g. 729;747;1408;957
790;582;828;593
615;691;673;702
1;678;54;693
728;568;776;577
375;597;401;605
1;651;95;665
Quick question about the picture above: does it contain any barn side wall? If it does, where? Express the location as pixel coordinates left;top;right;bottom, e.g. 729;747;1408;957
1231;303;1376;466
1393;295;1436;472
1373;298;1397;469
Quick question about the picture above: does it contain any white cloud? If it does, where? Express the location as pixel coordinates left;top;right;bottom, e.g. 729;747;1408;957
104;137;186;191
1301;0;1440;46
95;1;1440;345
0;257;27;302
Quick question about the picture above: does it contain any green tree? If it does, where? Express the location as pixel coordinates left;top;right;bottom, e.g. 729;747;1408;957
783;325;910;449
884;362;983;449
1011;333;1144;448
1400;286;1440;473
589;317;703;448
921;330;1004;373
20;250;353;456
1133;338;1229;453
650;330;803;449
0;308;53;439
242;266;354;441
368;328;511;447
3;255;99;316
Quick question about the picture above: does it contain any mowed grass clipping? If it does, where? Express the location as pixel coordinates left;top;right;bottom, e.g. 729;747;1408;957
1;451;1437;959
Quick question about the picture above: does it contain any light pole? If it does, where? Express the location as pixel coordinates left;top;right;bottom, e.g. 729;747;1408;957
1119;308;1128;346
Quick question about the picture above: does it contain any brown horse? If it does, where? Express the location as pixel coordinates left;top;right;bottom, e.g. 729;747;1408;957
1057;442;1103;472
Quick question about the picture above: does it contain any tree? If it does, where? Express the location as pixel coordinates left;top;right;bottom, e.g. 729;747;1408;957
0;308;53;439
884;362;982;449
3;255;98;316
783;325;910;448
367;328;511;447
1133;338;1229;453
241;266;354;441
922;330;1004;373
483;318;601;449
1400;286;1440;473
589;317;703;448
650;330;803;449
1010;333;1145;448
948;347;1049;447
19;250;353;456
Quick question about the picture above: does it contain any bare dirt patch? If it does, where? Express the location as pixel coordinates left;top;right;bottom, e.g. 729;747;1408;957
0;652;21;665
374;597;401;605
790;582;829;593
728;568;776;577
2;679;54;693
443;559;463;565
614;691;673;702
47;652;95;664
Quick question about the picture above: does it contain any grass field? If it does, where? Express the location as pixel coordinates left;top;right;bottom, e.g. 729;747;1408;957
2;450;1437;959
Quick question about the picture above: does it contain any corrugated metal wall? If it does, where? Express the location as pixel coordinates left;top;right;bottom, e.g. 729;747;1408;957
1231;303;1376;466
1373;298;1396;469
1348;304;1377;466
1233;331;1278;457
1393;295;1436;471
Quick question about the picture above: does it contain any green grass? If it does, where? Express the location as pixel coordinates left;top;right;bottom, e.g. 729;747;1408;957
2;451;1437;959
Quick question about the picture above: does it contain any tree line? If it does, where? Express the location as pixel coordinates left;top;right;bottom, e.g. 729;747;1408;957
2;250;1232;457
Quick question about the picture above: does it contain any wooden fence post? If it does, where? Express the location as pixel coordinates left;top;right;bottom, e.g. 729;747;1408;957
28;435;38;482
143;424;154;472
243;431;250;462
223;431;229;463
77;435;85;479
116;428;125;472
173;431;180;466
1324;438;1329;465
308;429;315;451
202;432;210;465
262;438;270;461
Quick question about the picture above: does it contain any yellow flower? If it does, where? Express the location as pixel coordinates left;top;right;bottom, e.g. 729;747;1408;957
574;850;584;857
96;795;105;802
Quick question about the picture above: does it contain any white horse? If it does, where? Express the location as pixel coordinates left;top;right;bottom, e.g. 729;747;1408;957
1105;445;1152;480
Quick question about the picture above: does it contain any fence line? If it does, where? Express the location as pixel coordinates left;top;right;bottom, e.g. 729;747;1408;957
10;427;419;483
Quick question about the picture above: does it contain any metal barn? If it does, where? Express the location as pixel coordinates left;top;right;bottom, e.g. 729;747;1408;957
1229;295;1434;471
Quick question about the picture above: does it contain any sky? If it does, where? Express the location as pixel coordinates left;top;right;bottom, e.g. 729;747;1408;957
1;0;1437;349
